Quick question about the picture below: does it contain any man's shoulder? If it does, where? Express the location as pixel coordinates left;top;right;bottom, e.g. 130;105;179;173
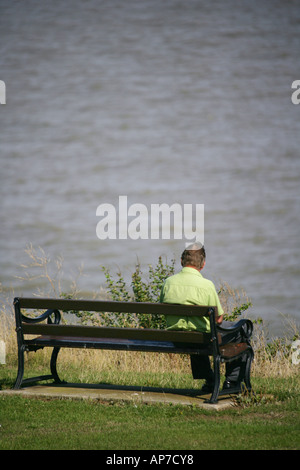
164;270;216;289
167;270;184;279
163;272;182;285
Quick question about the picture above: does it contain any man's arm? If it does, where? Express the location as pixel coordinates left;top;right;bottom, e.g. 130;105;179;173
212;284;224;326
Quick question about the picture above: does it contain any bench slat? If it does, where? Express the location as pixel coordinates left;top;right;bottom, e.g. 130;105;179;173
22;323;211;344
16;297;215;317
219;342;250;358
25;335;211;355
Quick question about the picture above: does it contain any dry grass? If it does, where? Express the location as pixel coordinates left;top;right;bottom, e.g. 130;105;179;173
251;321;299;378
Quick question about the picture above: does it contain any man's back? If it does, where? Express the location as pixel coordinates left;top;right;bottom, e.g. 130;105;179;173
160;266;224;332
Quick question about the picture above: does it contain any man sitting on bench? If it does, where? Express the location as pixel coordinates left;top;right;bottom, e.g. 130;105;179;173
160;243;251;393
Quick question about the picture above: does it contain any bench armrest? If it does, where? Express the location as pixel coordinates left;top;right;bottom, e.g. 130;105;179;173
217;319;253;342
21;308;61;325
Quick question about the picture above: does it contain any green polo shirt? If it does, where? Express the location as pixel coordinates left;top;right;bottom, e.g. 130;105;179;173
160;267;224;333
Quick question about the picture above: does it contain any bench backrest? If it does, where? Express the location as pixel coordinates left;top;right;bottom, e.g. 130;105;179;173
14;297;218;318
14;297;220;346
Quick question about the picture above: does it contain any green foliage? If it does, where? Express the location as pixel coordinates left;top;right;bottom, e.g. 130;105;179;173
59;291;97;325
102;256;175;329
234;389;275;408
225;301;253;322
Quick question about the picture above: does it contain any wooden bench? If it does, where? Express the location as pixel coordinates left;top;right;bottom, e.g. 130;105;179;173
13;297;254;404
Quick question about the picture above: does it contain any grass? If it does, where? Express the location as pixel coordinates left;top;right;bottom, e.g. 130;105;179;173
0;381;299;450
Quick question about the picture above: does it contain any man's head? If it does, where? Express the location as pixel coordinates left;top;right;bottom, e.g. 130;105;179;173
181;243;206;271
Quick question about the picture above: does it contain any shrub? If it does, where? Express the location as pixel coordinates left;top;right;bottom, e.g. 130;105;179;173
102;256;175;328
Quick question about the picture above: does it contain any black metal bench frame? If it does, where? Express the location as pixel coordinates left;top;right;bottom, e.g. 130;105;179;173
13;297;254;404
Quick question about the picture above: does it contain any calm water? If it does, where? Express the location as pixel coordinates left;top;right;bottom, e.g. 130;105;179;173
1;0;300;336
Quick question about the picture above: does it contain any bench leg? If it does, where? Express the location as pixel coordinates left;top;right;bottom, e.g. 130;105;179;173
13;346;64;389
207;355;221;404
13;345;25;389
244;348;254;392
50;347;64;384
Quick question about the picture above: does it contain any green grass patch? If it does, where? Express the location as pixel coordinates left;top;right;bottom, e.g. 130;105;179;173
0;392;299;450
1;364;299;450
